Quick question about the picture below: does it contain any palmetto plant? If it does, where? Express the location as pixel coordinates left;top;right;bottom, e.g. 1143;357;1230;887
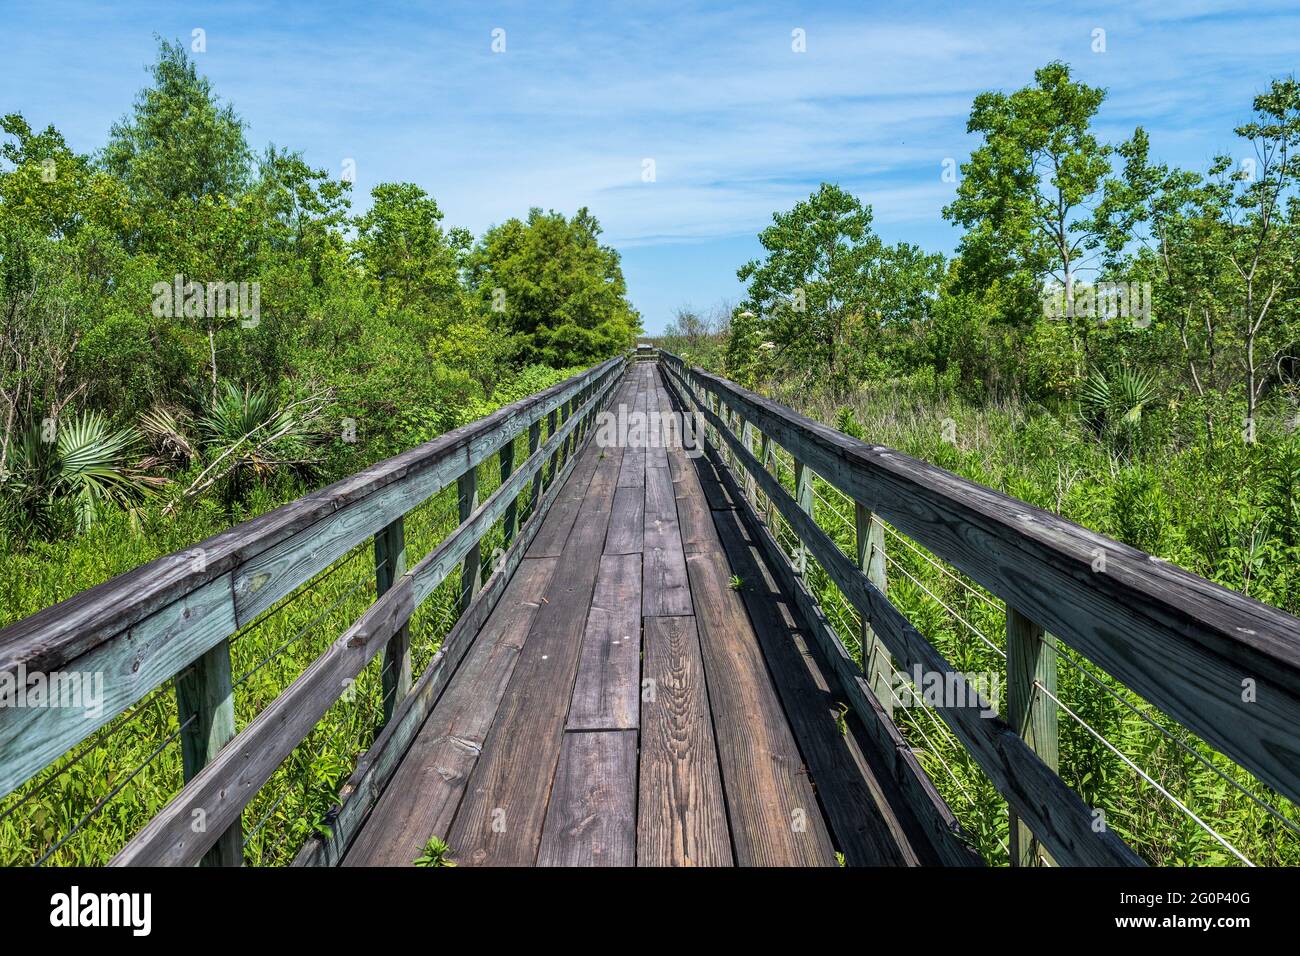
150;380;331;511
1080;366;1158;458
1;411;157;535
1081;366;1159;427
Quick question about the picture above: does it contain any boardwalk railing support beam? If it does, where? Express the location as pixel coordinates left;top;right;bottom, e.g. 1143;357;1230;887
1007;606;1059;866
544;407;559;488
375;516;411;724
499;436;518;550
458;467;481;615
174;640;242;866
526;419;543;522
758;431;775;522
793;458;812;576
854;502;893;717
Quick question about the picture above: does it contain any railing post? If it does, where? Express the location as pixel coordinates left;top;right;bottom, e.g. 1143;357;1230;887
741;417;757;507
559;398;574;471
854;503;892;717
526;419;543;520
758;431;775;523
544;406;559;488
174;641;241;866
375;517;410;724
793;459;812;576
458;466;480;614
1007;607;1059;866
499;436;518;550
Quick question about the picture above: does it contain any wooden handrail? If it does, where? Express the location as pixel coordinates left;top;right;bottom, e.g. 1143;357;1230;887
659;349;1300;863
108;361;625;865
0;357;624;804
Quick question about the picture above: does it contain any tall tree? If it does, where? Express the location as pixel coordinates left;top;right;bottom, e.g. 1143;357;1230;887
737;183;880;377
944;62;1113;339
352;182;465;317
102;39;251;221
467;207;640;367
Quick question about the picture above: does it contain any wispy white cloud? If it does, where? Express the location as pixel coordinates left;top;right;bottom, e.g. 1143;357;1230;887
2;0;1296;329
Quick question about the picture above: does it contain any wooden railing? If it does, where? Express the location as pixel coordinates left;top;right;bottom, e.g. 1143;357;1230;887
658;350;1300;867
0;356;626;866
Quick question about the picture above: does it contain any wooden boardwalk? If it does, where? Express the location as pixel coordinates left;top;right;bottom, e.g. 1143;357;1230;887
343;364;949;866
9;350;1297;868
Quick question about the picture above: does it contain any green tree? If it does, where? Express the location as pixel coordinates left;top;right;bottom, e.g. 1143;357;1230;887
352;182;465;317
467;207;640;367
944;62;1114;342
102;39;251;221
737;183;880;379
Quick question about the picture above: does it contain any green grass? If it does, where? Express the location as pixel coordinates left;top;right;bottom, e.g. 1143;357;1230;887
0;382;567;867
748;375;1300;867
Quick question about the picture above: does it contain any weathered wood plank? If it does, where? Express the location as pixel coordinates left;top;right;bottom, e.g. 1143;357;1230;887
375;517;410;724
457;467;480;614
174;637;241;866
668;449;721;554
638;615;733;867
1007;607;1059;867
855;501;893;717
643;463;692;617
446;455;621;866
341;557;559;866
568;553;642;731
603;486;645;555
686;546;838;866
526;446;602;558
537;730;638;867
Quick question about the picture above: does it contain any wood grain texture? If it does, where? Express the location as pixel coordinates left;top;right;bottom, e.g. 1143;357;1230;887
643;458;692;617
604;485;645;555
342;558;558;866
686;546;838;867
537;730;638;866
568;553;642;731
446;453;621;866
638;615;732;867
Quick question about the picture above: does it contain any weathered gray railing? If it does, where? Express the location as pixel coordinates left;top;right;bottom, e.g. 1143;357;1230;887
0;355;626;866
659;350;1300;867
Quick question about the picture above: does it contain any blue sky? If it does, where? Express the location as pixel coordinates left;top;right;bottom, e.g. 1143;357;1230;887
3;1;1297;332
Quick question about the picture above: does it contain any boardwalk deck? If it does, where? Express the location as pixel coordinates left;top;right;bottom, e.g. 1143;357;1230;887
342;364;947;866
